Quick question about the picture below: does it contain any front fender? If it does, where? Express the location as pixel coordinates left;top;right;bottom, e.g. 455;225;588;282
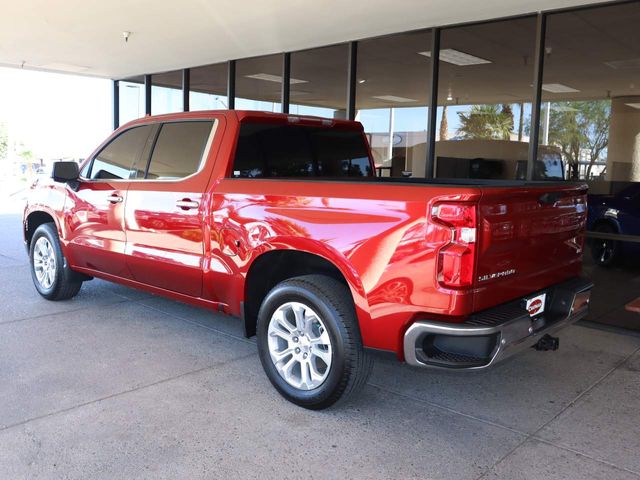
23;183;66;250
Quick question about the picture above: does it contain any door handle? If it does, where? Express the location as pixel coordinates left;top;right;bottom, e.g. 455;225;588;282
176;199;199;210
107;194;123;204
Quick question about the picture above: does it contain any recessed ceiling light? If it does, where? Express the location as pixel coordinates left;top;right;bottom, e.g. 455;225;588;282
358;79;366;84
372;95;416;103
418;49;491;66
541;83;580;94
245;73;307;84
625;103;640;109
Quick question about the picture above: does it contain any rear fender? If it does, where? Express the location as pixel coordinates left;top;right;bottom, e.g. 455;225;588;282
247;237;372;336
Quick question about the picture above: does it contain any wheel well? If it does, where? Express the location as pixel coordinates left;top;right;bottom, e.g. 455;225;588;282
243;250;349;337
591;218;618;233
25;211;56;248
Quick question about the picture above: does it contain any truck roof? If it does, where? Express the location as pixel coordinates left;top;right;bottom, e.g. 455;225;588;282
118;109;362;131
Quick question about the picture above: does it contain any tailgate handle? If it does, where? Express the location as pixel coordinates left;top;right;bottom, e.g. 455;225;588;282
538;192;563;205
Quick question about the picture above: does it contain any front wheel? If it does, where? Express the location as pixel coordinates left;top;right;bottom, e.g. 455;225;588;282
29;223;83;300
257;275;372;409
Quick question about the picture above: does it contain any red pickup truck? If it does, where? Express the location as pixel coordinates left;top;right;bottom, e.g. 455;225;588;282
23;110;592;409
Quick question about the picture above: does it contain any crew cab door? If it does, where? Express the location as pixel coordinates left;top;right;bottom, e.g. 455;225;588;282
64;125;154;277
124;119;219;297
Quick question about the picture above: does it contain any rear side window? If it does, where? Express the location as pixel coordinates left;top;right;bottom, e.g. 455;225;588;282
232;123;372;178
88;125;152;180
146;121;213;180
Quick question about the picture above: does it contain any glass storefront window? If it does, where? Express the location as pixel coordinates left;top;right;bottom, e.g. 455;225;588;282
355;31;431;177
190;63;228;110
289;44;348;118
541;3;640;186
151;71;182;115
540;3;640;331
118;78;144;125
235;54;283;113
434;17;537;180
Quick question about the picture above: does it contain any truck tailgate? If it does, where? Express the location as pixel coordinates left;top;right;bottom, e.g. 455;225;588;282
474;183;588;312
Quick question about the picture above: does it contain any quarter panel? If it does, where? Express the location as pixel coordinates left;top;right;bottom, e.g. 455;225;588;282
211;178;481;352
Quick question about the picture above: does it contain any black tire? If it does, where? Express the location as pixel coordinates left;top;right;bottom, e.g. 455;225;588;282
29;223;83;300
256;274;372;410
590;223;619;267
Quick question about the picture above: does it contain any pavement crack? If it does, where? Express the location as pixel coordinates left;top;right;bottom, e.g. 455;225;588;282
531;437;640;478
473;343;640;480
0;298;136;327
367;381;528;437
0;352;256;433
139;301;255;346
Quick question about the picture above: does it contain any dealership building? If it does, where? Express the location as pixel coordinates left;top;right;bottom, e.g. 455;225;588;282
3;0;638;185
98;0;640;189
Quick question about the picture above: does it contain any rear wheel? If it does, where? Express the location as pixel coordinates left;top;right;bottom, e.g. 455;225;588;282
256;274;372;409
29;223;83;300
590;223;619;267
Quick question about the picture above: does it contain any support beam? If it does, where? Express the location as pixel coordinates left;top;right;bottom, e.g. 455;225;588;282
144;74;152;115
527;13;547;181
424;27;441;179
112;80;119;130
346;42;358;121
227;60;236;110
182;68;190;112
281;52;291;113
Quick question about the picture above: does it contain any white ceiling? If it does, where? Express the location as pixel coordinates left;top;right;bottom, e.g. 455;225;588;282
0;0;615;79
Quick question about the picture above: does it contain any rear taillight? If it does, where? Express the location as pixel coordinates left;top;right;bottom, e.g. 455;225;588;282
431;202;477;289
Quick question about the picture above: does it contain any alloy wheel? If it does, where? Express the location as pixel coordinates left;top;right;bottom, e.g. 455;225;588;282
267;301;333;390
33;237;57;289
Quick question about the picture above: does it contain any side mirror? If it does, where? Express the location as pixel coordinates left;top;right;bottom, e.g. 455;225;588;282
52;161;80;183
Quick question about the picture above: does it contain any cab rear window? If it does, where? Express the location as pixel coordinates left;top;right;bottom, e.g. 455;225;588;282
232;123;372;178
146;121;213;180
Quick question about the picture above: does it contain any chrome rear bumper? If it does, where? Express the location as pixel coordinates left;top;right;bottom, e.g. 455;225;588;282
404;277;593;370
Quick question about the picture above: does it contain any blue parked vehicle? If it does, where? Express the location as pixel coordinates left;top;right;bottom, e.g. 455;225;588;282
587;183;640;266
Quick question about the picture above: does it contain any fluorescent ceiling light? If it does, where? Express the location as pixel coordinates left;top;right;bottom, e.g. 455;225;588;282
605;58;640;70
541;83;580;93
625;103;640;109
418;49;491;66
245;73;307;84
372;95;416;103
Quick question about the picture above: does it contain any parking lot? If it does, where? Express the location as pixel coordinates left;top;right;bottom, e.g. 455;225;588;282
1;208;639;480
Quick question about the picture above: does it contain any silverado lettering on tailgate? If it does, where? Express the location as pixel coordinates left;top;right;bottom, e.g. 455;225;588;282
478;269;517;282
